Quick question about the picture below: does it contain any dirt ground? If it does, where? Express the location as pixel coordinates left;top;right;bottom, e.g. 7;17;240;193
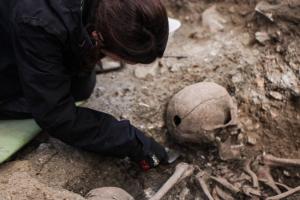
0;0;299;199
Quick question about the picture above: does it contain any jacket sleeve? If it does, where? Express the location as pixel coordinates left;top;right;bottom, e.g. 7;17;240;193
12;22;152;159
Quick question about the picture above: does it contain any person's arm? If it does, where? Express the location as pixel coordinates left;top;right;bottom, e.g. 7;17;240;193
12;22;167;168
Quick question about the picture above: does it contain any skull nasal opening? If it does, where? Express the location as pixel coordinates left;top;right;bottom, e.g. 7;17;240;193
173;115;181;126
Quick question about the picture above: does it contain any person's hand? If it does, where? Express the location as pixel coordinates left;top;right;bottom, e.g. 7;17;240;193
139;138;169;171
131;137;168;171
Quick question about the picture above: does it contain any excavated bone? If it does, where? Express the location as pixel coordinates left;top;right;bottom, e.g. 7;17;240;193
266;186;300;200
215;185;235;200
263;154;300;167
257;165;281;194
167;82;241;160
196;171;214;200
210;176;240;194
243;159;259;188
149;163;194;200
86;187;134;200
255;1;300;23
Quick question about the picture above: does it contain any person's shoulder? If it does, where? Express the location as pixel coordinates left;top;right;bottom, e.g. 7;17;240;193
13;0;82;37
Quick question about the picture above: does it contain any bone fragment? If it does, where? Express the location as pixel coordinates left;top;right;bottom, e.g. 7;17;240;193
215;185;235;200
149;163;194;200
210;176;240;194
259;179;291;191
212;187;222;200
255;1;300;23
244;159;259;188
257;165;281;194
217;137;242;161
242;185;261;197
179;188;190;200
263;154;300;167
266;186;300;200
195;171;214;200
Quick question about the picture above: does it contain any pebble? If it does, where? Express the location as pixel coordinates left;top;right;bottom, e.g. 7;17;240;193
207;163;212;167
283;170;290;177
134;61;159;79
202;5;226;33
247;136;257;145
269;91;283;101
241;33;252;46
255;32;271;45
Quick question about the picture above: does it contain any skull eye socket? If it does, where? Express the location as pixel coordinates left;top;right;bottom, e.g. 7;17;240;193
173;115;181;126
224;108;232;124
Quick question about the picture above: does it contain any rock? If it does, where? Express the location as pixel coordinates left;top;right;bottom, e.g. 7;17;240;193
202;5;226;33
247;135;257;145
255;1;275;22
255;78;265;90
255;32;271;45
283;170;291;177
95;86;106;98
144;188;156;199
240;33;252;46
101;57;123;71
269;91;283;101
134;61;159;79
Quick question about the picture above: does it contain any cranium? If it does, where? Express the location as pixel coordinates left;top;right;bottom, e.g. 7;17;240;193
86;187;134;200
166;82;242;160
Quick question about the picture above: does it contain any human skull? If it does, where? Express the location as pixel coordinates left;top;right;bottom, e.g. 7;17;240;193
166;82;242;160
86;187;134;200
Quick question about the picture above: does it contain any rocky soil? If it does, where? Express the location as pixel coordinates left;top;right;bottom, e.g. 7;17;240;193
0;0;299;199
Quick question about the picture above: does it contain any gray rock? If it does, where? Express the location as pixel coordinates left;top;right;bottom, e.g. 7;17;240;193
269;91;283;101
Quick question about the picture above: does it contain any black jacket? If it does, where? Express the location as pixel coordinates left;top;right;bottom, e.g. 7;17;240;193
0;0;161;161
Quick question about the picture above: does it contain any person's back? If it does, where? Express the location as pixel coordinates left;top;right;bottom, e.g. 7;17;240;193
0;0;170;170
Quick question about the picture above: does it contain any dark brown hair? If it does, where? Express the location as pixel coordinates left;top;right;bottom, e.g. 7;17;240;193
95;0;169;64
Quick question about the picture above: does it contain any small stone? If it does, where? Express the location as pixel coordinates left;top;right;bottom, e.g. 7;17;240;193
147;125;155;130
283;170;290;177
255;32;271;45
138;102;150;108
241;33;251;46
270;109;279;119
101;57;122;70
269;91;283;101
95;87;106;97
247;136;257;145
202;5;226;33
238;134;244;143
255;78;265;90
134;61;159;79
144;188;155;199
229;6;235;13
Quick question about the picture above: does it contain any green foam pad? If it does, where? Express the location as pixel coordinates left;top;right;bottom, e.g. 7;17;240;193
0;101;85;164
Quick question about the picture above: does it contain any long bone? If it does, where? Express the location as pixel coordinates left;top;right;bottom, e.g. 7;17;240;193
244;159;259;188
257;165;281;194
259;179;291;191
149;163;194;200
196;171;214;200
215;185;235;200
263;154;300;167
210;176;240;194
266;186;300;200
